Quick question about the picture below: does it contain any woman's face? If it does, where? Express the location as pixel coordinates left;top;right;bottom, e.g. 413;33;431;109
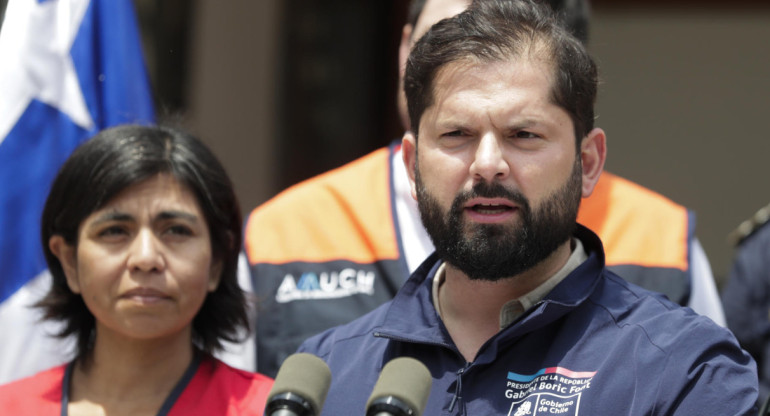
50;173;220;343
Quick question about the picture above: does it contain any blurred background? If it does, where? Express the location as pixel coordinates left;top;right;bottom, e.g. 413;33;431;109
1;0;768;287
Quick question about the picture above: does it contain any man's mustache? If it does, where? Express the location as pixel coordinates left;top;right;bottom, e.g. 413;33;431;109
454;181;529;209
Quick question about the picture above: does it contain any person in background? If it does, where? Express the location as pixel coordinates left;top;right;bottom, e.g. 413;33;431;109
299;1;756;413
0;125;273;415
723;202;770;405
245;0;725;377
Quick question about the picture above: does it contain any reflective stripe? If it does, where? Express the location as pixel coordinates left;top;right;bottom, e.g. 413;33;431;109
608;264;689;305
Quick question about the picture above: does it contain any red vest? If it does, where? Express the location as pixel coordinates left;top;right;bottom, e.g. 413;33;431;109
0;357;273;415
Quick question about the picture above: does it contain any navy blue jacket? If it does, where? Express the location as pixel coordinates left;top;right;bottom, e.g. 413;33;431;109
300;226;757;415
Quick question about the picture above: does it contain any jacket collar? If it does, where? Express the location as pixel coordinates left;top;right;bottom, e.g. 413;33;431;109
376;224;607;352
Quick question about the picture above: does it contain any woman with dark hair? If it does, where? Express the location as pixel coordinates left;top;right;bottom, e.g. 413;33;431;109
0;125;273;415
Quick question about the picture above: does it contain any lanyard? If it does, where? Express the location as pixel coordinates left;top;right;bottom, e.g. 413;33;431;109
60;353;202;416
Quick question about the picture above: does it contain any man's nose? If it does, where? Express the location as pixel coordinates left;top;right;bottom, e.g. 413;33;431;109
469;133;509;182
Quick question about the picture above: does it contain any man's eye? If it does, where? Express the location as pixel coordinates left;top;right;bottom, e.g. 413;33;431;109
514;131;539;139
443;130;465;137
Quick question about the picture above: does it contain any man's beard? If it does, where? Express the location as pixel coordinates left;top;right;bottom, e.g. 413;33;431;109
415;157;583;281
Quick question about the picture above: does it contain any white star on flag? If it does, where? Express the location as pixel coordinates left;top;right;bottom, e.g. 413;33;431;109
0;0;93;145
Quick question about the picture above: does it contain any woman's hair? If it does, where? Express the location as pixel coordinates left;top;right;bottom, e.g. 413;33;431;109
38;124;248;360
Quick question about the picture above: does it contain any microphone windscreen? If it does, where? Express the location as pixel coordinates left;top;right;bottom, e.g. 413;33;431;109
267;353;332;415
366;357;432;416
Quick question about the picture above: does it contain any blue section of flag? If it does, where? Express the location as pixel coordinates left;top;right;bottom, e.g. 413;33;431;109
72;0;155;128
0;0;155;303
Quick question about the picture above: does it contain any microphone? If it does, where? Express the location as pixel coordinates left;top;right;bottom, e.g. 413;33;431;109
265;353;332;416
366;357;432;416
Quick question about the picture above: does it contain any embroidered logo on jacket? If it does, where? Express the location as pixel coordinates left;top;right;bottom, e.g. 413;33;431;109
505;367;595;416
275;269;375;303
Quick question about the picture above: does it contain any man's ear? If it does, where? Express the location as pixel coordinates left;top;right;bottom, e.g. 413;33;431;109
402;131;419;201
49;235;80;294
580;128;607;198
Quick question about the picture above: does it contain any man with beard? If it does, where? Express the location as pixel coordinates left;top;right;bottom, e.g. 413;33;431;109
298;1;757;414
247;0;724;380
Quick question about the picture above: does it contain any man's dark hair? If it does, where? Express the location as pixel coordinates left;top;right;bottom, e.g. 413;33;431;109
38;124;248;362
408;0;590;44
404;0;598;146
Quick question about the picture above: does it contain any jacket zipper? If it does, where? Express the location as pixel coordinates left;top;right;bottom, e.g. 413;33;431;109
448;363;470;413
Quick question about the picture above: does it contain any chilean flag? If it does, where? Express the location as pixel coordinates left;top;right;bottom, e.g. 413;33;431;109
0;0;154;383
